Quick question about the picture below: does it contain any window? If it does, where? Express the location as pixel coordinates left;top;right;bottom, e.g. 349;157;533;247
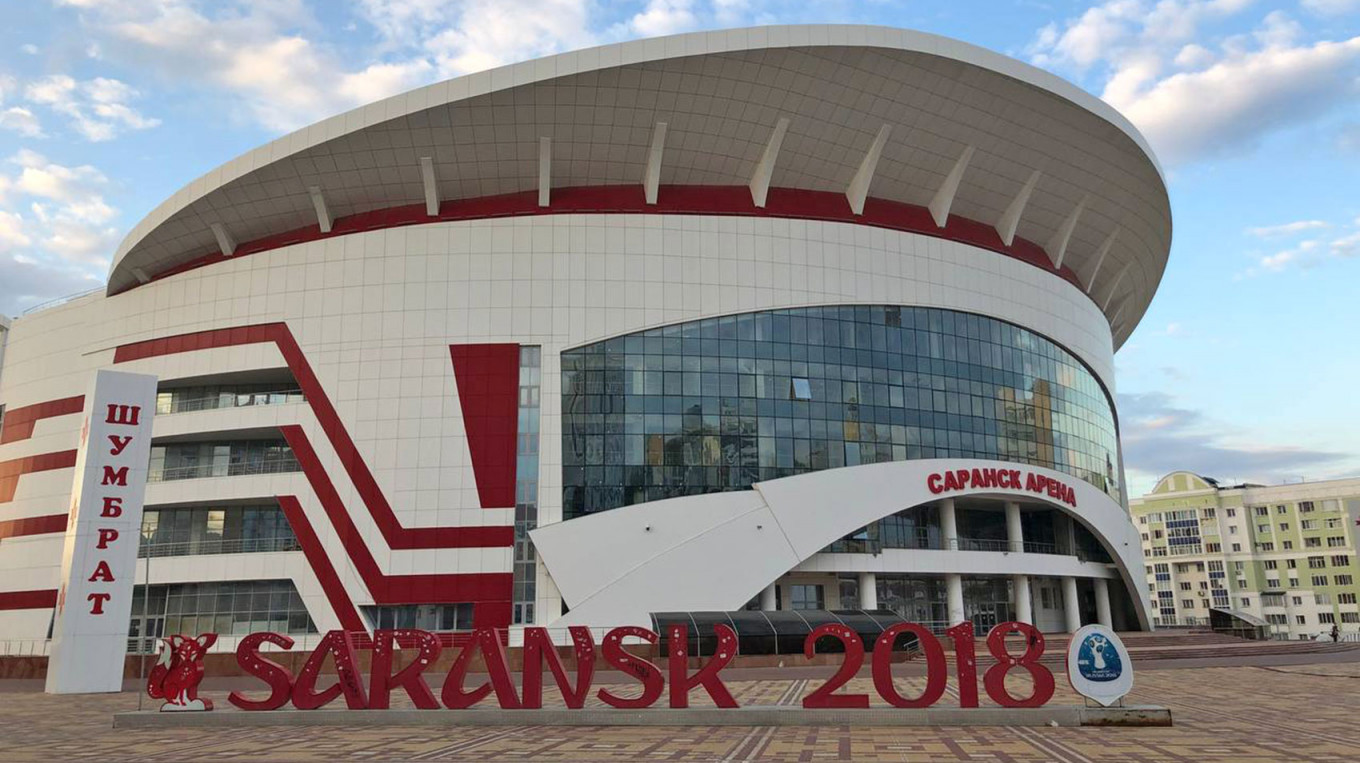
1306;537;1322;548
1260;542;1275;552
510;345;543;626
1277;505;1288;514
129;580;315;646
1237;578;1248;589
1266;614;1288;625
1229;525;1239;534
1283;541;1294;550
1179;582;1192;591
1340;593;1358;605
1279;523;1289;532
1206;542;1221;553
790;377;812;401
1254;507;1269;517
1235;561;1245;571
1241;597;1251;607
1232;543;1242;552
1332;555;1351;567
1226;508;1237;517
1139;516;1148;525
789;584;824;610
1265;560;1278;570
140;504;299;557
1318;593;1332;605
1328;536;1347;548
1309;557;1327;569
1337;575;1355;586
1182;599;1196;609
1344;613;1360;624
1287;559;1298;569
1267;579;1281;588
1141;533;1149;541
1263;594;1286;607
1292;596;1304;606
1299;501;1315;513
1302;519;1317;530
1296;615;1307;625
362;604;474;632
1313;575;1328;587
1203;508;1216;519
1319;612;1336;624
1258;524;1271;534
1326;518;1343;529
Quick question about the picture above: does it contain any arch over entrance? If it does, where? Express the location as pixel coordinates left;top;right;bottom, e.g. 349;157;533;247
531;458;1150;631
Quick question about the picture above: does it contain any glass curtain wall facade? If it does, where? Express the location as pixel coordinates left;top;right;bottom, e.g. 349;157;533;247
512;346;542;625
148;440;300;482
562;305;1120;519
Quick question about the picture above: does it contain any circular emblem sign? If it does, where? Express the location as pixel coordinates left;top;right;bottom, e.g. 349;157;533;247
1066;624;1133;706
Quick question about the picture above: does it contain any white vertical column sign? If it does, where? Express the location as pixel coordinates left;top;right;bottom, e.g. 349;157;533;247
45;369;157;694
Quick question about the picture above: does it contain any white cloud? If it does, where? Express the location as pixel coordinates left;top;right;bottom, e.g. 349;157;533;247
1029;3;1360;165
1302;0;1360;15
629;0;700;37
1245;220;1330;236
21;44;39;55
0;151;121;269
24;75;160;141
0;107;44;138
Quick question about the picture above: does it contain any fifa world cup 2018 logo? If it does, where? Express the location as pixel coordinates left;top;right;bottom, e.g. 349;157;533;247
146;634;216;711
1077;632;1122;682
1089;635;1109;670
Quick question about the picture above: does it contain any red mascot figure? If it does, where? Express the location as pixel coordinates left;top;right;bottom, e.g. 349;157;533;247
147;633;217;711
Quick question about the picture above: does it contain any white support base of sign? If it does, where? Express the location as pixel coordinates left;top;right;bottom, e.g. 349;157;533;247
114;705;1172;728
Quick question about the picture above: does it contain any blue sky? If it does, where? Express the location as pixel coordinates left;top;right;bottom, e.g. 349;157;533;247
0;1;1357;495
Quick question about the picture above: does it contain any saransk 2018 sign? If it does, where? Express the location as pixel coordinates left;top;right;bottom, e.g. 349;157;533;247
144;620;1135;713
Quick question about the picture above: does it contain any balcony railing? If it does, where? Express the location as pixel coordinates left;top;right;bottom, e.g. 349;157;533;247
158;389;304;415
148;457;301;483
137;537;302;558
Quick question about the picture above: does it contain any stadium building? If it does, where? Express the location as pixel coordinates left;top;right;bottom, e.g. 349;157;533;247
0;25;1171;655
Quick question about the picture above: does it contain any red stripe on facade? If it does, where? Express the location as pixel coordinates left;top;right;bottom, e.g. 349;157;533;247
279;426;513;606
112;323;513;549
0;450;79;503
0;513;67;540
275;495;366;632
0;396;85;444
0;589;58;610
449;344;520;509
116;184;1086;296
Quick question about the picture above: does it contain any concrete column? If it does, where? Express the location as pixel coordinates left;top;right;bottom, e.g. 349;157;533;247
1005;501;1024;553
858;572;878;610
946;573;965;626
1094;578;1113;628
1013;574;1033;625
941;498;958;551
760;583;777;611
1062;576;1082;633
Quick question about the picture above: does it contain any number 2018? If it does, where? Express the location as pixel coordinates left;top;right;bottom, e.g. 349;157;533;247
801;620;1055;709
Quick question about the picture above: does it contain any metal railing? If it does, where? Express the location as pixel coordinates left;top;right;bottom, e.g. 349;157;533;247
137;537;302;558
953;537;1014;553
0;639;50;657
158;389;304;415
148;457;301;483
20;287;103;315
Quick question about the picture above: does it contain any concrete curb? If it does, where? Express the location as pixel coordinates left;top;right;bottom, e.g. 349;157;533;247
113;705;1172;728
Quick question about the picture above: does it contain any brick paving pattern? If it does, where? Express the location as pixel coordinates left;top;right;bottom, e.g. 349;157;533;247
1;665;1358;761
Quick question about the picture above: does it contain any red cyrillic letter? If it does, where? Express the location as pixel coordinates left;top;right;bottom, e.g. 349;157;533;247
100;466;129;487
105;404;141;426
96;528;118;549
88;560;115;582
87;592;112;615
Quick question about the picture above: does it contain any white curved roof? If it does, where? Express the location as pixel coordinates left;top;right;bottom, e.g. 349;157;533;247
108;25;1171;347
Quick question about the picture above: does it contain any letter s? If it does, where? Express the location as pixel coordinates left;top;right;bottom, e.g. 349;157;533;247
229;632;296;711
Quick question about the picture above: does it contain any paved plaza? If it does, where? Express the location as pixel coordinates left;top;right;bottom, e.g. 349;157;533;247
2;660;1358;761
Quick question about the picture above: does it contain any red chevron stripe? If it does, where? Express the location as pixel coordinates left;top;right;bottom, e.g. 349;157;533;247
0;589;58;610
449;344;520;510
0;450;78;503
280;426;512;604
112;323;512;549
0;395;85;444
275;495;365;632
0;513;67;540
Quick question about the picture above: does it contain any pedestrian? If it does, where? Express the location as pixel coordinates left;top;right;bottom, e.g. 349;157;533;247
1331;624;1340;643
